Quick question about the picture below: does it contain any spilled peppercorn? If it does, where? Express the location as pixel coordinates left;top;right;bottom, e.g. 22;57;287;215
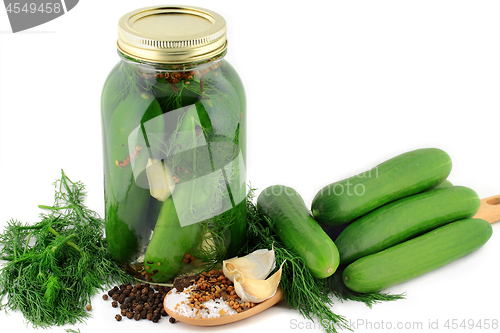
103;282;171;323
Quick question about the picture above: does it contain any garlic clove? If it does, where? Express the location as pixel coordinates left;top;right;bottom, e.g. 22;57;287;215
223;248;276;282
146;158;175;201
232;261;284;303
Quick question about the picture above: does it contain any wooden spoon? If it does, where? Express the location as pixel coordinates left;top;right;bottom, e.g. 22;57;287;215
473;194;500;224
164;286;283;326
163;194;500;326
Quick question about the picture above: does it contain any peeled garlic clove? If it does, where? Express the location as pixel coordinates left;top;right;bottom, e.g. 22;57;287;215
232;262;284;303
146;158;175;201
223;248;276;282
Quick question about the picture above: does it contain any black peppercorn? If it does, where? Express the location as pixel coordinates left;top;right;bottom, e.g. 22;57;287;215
169;317;176;324
102;294;109;300
105;281;171;324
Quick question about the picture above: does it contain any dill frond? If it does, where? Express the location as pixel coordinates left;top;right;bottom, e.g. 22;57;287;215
243;188;350;333
0;170;132;328
327;266;405;308
243;186;405;333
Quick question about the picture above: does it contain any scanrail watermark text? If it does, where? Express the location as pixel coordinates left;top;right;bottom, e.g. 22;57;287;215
290;318;499;330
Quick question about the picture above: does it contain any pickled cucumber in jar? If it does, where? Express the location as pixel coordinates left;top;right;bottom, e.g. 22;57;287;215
101;6;246;283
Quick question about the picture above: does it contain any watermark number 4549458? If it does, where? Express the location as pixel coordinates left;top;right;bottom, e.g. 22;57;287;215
3;0;79;33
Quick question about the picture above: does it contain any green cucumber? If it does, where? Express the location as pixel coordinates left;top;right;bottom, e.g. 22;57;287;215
105;182;158;264
104;93;164;264
311;148;452;225
336;186;480;264
106;92;164;199
343;218;492;293
144;195;202;283
257;185;339;279
433;179;453;189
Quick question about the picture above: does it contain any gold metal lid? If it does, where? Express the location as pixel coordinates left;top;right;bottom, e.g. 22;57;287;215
117;5;227;64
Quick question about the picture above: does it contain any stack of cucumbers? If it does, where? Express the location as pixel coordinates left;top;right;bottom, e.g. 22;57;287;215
257;148;492;293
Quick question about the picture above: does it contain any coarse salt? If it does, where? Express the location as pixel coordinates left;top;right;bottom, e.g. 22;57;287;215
165;285;237;319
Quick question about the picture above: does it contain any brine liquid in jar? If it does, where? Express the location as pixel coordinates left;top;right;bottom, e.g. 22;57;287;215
101;5;246;284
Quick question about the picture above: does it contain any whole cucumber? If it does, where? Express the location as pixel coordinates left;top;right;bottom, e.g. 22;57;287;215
336;186;480;264
144;195;202;283
343;218;492;293
257;185;339;279
105;93;164;264
311;148;452;225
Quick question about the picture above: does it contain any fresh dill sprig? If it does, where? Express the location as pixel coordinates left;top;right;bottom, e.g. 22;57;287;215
243;189;350;333
327;266;405;308
0;170;132;328
243;187;405;333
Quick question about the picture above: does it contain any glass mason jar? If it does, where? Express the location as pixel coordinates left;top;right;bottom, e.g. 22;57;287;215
101;6;246;284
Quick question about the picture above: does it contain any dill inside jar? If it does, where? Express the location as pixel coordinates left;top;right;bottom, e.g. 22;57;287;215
101;6;246;284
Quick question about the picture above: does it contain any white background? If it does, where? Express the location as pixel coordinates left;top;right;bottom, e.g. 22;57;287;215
1;1;499;333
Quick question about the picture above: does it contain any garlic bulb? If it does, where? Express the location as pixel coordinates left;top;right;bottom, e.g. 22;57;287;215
145;158;175;201
232;262;284;303
223;248;276;282
222;248;283;303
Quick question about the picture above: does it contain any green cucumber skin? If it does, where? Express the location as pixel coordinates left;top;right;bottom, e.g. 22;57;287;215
257;185;340;279
343;218;492;293
106;93;163;201
144;196;202;283
336;186;480;265
311;148;452;225
104;93;164;265
433;179;453;189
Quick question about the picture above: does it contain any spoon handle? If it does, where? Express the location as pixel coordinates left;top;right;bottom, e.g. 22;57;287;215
473;195;500;224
